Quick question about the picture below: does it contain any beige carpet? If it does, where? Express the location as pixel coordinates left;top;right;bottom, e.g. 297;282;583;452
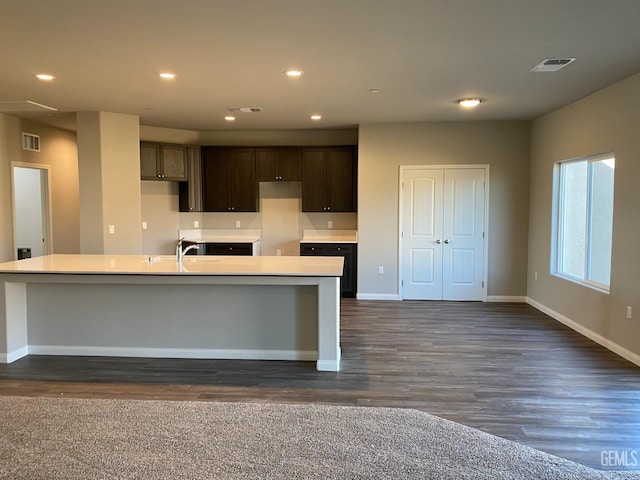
0;396;637;479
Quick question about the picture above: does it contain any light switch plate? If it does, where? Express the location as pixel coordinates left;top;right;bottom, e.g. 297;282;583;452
235;220;241;228
193;220;199;228
142;221;147;230
108;224;115;235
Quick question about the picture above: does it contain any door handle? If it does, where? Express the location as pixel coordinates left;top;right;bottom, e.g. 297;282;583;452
434;239;442;244
444;239;452;244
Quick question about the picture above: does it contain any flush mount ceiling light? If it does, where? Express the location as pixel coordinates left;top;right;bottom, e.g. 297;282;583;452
368;88;380;93
34;74;55;81
158;72;177;79
224;116;236;122
284;69;304;78
458;98;482;108
310;114;322;121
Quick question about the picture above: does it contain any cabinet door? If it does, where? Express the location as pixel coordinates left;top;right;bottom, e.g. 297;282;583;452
140;143;160;180
229;148;256;211
277;148;301;181
202;148;230;212
326;147;355;212
256;149;277;182
301;149;327;212
160;145;187;180
179;147;202;212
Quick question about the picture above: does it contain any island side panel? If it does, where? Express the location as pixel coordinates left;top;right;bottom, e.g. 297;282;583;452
25;283;318;360
0;280;28;362
316;276;341;371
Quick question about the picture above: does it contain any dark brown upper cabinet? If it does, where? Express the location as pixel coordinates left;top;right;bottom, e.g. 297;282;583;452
202;147;258;212
301;146;357;212
256;147;301;182
178;146;203;212
140;142;188;181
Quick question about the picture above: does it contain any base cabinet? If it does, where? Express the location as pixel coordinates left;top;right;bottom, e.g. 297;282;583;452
300;243;357;297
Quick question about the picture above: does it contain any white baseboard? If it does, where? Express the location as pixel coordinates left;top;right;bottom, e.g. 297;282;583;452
526;297;640;368
356;293;400;301
0;346;29;364
485;296;527;303
316;360;340;372
28;345;318;362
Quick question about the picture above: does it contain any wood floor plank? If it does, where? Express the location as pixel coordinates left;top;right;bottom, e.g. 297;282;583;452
0;299;638;469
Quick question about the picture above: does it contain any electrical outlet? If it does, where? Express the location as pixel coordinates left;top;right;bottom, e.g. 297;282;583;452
235;220;241;228
627;306;633;319
193;220;199;228
142;221;147;230
108;224;115;235
276;249;282;256
534;271;538;281
328;220;333;229
378;266;384;275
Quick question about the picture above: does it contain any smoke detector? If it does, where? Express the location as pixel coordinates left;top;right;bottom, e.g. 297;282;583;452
227;107;263;113
530;58;576;72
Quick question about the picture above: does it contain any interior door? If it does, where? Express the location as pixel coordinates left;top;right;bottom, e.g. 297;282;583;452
442;169;485;300
401;167;485;300
400;169;444;300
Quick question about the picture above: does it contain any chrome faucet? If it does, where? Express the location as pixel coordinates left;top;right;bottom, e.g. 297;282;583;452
176;237;199;262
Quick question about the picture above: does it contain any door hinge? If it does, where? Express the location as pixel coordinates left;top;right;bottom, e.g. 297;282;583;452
482;281;485;288
482;232;485;239
401;280;404;286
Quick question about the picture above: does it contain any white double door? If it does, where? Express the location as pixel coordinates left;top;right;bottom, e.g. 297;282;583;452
400;167;486;300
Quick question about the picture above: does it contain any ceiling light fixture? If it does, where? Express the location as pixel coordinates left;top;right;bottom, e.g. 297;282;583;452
158;72;177;79
310;114;322;121
458;98;481;108
34;74;55;81
368;88;380;93
224;116;236;122
284;69;304;78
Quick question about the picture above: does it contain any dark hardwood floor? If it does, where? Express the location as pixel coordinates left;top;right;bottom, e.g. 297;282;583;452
1;299;639;470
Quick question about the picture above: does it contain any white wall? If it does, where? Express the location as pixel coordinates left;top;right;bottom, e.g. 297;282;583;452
528;71;640;362
357;121;531;299
13;167;44;257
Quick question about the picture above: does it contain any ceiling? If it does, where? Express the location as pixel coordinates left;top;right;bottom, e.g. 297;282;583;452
2;0;640;132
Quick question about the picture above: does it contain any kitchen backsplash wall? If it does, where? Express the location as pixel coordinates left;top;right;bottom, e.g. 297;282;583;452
142;181;356;255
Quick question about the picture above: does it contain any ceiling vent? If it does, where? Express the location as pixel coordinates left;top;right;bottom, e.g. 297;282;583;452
227;107;263;113
22;132;40;152
530;58;576;72
0;100;57;113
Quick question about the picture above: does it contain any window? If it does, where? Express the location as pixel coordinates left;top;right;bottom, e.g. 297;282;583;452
552;153;615;291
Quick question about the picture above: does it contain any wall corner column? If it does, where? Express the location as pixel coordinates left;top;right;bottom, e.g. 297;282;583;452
77;112;142;254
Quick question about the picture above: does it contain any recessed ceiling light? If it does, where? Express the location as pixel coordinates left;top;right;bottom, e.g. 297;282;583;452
284;69;304;78
158;72;177;79
310;114;322;121
34;74;55;81
224;116;236;122
458;98;482;108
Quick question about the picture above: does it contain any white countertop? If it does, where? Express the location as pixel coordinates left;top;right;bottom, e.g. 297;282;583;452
179;229;261;244
0;254;343;277
300;229;358;244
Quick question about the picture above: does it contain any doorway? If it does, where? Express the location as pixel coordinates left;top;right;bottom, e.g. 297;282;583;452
399;166;488;300
11;164;52;259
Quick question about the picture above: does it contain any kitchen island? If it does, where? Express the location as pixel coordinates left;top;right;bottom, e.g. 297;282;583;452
0;254;343;371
